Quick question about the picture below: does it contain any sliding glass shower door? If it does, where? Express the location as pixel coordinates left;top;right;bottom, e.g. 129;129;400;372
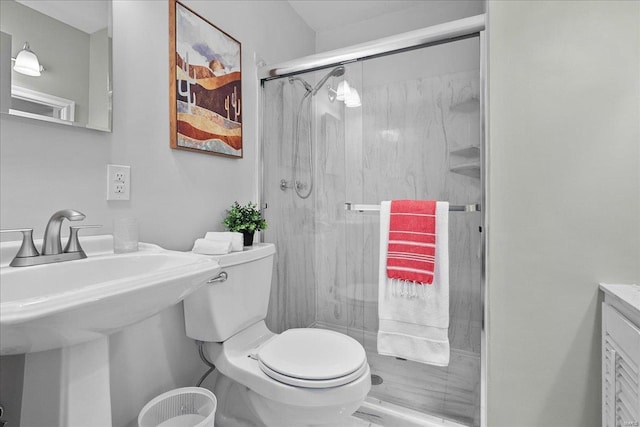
261;35;482;426
345;39;482;425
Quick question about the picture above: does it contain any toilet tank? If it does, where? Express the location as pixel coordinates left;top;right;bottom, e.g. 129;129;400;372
184;243;275;342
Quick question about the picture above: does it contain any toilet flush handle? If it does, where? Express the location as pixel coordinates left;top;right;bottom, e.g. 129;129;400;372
207;271;228;284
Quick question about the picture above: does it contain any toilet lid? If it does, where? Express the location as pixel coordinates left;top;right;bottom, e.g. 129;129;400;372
257;329;366;387
258;357;368;389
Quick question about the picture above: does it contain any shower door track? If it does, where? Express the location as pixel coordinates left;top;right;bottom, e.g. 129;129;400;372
259;14;485;80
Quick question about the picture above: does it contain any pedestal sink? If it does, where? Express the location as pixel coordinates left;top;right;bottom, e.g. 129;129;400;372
0;235;221;426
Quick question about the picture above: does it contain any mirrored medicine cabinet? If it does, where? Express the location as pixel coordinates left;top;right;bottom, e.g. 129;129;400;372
0;0;112;132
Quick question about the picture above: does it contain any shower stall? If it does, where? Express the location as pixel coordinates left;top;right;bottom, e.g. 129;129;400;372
259;15;486;427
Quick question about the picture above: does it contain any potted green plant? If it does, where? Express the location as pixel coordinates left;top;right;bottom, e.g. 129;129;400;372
223;201;267;246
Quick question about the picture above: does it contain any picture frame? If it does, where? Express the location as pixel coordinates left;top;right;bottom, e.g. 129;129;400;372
169;0;242;158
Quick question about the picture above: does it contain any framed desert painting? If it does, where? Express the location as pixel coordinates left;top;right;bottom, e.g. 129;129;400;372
169;0;242;158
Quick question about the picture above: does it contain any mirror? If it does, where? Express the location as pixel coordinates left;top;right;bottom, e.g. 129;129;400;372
0;0;112;131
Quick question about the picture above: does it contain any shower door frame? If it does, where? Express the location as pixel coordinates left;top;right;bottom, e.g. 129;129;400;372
258;14;489;427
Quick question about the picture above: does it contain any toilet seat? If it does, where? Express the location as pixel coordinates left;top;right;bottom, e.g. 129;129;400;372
257;328;367;389
257;358;368;388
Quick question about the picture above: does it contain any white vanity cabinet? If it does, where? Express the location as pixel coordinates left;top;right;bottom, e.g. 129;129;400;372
600;283;640;427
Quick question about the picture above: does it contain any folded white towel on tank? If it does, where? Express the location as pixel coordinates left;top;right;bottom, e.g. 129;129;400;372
192;239;231;255
204;232;243;252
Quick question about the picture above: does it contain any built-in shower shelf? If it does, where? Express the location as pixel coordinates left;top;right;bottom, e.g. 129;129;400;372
450;145;480;158
450;97;480;113
450;144;480;178
450;163;481;179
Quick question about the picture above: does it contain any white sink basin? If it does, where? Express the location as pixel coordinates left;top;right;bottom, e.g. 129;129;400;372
0;235;220;355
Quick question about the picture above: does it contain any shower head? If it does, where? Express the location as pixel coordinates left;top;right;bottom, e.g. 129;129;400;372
312;66;345;96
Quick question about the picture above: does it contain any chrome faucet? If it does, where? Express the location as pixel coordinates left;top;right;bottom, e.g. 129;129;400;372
42;209;86;255
1;209;101;267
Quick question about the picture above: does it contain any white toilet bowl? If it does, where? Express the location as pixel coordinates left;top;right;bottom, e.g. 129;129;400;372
205;321;371;426
183;244;371;426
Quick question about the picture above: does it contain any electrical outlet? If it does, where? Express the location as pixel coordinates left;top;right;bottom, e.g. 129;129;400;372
107;164;130;201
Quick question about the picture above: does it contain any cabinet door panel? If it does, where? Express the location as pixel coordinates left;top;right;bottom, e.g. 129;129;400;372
603;303;640;427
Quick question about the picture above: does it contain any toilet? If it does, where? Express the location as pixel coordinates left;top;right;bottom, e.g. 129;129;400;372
183;243;371;427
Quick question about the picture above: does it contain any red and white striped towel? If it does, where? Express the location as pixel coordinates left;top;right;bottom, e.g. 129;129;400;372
387;200;437;285
378;200;450;366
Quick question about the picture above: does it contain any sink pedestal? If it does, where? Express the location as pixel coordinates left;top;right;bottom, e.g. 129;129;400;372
21;337;112;427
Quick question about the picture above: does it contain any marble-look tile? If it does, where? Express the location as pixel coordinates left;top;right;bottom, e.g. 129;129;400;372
315;112;349;328
262;44;481;425
262;80;317;333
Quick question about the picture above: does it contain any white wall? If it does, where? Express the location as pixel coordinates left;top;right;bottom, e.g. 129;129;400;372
487;1;640;426
0;1;314;426
315;0;484;52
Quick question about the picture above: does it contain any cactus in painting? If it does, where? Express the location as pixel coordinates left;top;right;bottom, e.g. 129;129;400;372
231;87;241;122
178;51;197;113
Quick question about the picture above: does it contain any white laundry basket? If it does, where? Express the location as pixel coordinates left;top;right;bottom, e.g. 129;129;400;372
138;387;216;427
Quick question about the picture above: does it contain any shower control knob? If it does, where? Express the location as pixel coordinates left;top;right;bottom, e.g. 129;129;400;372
280;179;292;191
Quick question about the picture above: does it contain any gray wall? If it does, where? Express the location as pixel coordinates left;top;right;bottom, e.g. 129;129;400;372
0;1;314;426
487;1;640;426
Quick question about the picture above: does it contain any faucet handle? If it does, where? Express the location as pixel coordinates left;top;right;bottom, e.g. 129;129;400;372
0;228;40;258
64;225;102;254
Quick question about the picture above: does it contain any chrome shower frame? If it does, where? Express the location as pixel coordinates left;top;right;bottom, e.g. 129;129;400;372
258;13;488;426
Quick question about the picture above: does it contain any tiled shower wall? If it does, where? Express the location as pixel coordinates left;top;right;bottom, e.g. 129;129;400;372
262;37;481;426
263;80;317;334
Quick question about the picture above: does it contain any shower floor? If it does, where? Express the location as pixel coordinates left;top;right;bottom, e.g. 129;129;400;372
313;322;479;426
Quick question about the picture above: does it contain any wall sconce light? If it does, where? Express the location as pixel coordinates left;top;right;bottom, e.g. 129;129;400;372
12;42;44;77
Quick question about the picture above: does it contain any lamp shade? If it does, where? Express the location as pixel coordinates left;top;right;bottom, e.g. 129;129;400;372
14;42;41;76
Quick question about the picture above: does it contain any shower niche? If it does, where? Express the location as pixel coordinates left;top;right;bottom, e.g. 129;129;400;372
449;93;481;179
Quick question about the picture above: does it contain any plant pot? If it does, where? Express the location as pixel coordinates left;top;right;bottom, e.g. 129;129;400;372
242;231;255;247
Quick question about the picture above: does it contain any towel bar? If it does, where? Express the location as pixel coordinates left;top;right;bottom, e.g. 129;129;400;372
344;202;481;212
